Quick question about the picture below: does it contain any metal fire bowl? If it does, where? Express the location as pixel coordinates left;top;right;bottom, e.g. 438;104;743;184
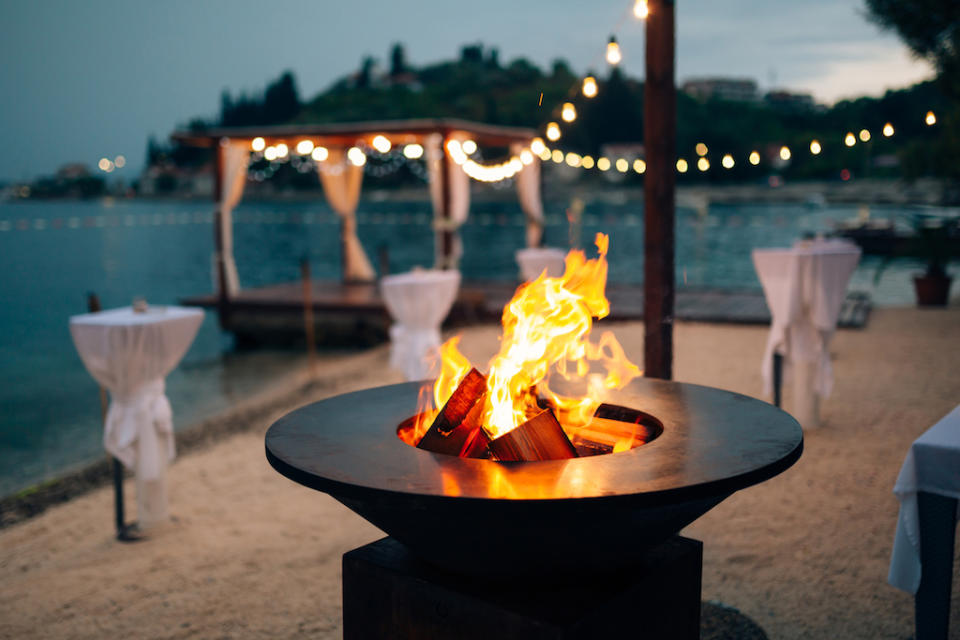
265;379;802;577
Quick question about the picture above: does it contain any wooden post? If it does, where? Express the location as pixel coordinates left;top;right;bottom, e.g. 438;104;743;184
643;0;676;380
213;142;229;330
301;258;317;376
438;133;453;270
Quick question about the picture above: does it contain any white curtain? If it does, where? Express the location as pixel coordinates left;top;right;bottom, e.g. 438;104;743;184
426;133;471;269
214;140;250;297
511;142;545;248
316;150;376;282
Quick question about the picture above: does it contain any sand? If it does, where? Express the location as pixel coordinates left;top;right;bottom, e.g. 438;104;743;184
1;307;958;639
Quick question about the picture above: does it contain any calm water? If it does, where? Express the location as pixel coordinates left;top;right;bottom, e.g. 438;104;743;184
0;195;931;496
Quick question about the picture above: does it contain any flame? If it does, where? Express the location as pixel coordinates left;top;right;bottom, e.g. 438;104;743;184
418;233;641;443
409;336;473;445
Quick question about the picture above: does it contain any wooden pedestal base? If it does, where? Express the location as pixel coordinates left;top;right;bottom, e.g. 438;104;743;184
343;536;703;640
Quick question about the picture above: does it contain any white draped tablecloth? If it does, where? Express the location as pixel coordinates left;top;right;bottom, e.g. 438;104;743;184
381;270;461;381
516;247;567;282
69;306;203;528
752;242;861;427
889;404;960;594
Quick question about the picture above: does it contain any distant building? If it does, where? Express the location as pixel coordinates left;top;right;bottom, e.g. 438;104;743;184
764;90;819;112
56;163;92;180
681;77;759;103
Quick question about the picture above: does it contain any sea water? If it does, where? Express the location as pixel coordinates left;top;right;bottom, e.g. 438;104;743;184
0;196;931;496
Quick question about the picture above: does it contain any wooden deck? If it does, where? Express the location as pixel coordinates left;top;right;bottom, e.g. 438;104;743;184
181;280;871;343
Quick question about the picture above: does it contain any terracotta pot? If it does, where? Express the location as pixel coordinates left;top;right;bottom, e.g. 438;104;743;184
913;273;953;307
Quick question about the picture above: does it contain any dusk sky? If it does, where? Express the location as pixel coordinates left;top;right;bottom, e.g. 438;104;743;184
0;0;934;182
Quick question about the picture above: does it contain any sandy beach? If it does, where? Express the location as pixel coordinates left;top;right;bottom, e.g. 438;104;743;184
1;307;958;639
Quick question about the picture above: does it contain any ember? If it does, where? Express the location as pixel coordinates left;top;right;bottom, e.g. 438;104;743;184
399;234;646;461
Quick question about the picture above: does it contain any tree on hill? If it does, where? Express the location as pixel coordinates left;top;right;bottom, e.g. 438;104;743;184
390;43;407;77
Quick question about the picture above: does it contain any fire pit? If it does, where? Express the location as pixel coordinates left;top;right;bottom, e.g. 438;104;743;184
264;377;802;577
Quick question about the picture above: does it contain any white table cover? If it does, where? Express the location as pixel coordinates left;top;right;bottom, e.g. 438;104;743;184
752;244;861;426
889;404;960;594
381;270;461;381
69;306;203;527
516;247;567;282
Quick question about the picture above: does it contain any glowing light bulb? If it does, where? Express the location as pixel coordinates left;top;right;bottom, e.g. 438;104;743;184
565;152;582;168
251;137;266;152
296;139;314;155
530;137;546;155
264;146;278;161
597;157;611;171
546;122;561;141
275;143;289;159
695;142;708;157
520;149;534;165
561;102;577;123
371;135;391;153
615;158;629;172
312;146;329;162
749;151;760;165
347;146;366;166
538;147;552;161
697;157;710;172
721;154;734;169
98;157;112;172
859;129;871;142
606;37;621;65
809;140;822;155
582;76;598;98
676;158;688;173
633;158;646;173
403;143;423;159
633;0;649;19
461;139;477;154
844;132;856;147
114;155;126;168
883;122;894;137
551;149;564;163
779;146;791;161
925;111;936;125
582;155;595;169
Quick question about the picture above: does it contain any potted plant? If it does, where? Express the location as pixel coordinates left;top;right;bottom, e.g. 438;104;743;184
875;215;957;307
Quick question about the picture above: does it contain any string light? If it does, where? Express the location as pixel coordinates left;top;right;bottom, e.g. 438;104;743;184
810;140;822;155
697;157;710;172
925;111;936;125
296;139;314;155
615;158;629;172
461;139;478;154
546;122;561;141
883;123;894;137
779;146;791;161
749;151;760;165
676;158;688;173
582;155;595;169
372;135;392;153
551;149;564;163
582;76;598;98
275;143;289;159
633;158;646;173
695;143;708;156
264;146;278;161
561;102;577;123
530;137;546;155
633;0;649;19
520;149;534;165
597;157;611;171
721;154;734;169
859;129;871;142
538;147;552;161
606;36;621;65
347;146;366;166
251;137;266;152
844;132;856;147
402;143;423;159
114;155;126;168
311;146;329;162
565;152;582;168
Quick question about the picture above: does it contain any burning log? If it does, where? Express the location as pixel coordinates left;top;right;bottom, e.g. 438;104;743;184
487;409;579;462
417;368;487;456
